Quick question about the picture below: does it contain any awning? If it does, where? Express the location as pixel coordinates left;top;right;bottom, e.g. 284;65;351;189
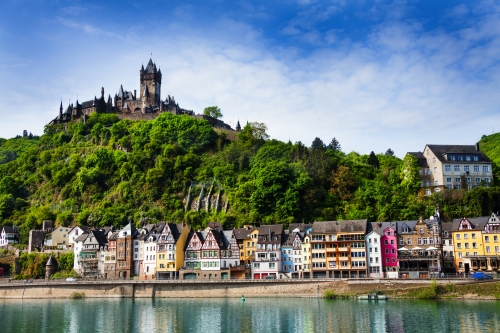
411;247;423;250
398;247;409;251
426;246;438;251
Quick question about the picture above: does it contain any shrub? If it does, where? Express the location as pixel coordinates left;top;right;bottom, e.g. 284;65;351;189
69;292;85;299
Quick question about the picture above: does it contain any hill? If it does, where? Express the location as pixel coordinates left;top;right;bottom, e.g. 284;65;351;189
1;113;499;243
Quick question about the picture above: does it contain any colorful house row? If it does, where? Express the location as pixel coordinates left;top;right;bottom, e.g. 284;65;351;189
69;213;500;280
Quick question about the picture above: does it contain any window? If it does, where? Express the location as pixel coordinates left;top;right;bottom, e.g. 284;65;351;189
391;249;395;254
464;165;470;172
450;155;456;161
486;246;491;253
456;234;460;240
392;258;396;263
375;257;379;263
483;166;489;172
446;178;452;183
466;177;471;183
495;246;499;252
390;240;394;245
458;253;462;258
386;258;389;263
475;178;481;184
269;263;275;268
433;167;437;174
466;156;471;161
384;240;388;245
471;233;476;239
457;243;461;249
465;243;469;249
407;238;412;245
455;178;461;183
434;180;438;186
426;168;431;175
472;242;477;249
399;238;404;245
454;165;460;172
474;166;480;172
418;238;422;245
370;257;373;263
464;234;468;239
385;249;389;254
447;185;453;189
254;263;260;269
445;165;451;172
494;236;498;242
432;157;436;163
485;178;491;183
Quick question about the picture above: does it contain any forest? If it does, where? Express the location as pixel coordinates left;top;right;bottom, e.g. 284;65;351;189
1;112;500;243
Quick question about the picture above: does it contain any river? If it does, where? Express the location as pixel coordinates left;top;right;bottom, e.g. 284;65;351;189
1;297;499;332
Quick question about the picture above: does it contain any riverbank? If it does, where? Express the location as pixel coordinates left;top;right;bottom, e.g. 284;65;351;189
0;278;483;299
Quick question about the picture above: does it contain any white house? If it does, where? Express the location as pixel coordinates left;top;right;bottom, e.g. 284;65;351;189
366;230;382;278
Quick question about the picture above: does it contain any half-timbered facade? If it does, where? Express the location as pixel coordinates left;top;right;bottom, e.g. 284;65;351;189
79;230;107;277
181;232;204;279
156;223;190;279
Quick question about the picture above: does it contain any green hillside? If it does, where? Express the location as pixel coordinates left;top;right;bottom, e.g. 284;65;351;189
479;132;500;180
1;113;499;243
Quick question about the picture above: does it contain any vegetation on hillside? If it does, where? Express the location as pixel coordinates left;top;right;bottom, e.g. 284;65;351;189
1;113;500;242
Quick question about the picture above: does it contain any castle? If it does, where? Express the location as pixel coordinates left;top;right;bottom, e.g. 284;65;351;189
51;59;241;131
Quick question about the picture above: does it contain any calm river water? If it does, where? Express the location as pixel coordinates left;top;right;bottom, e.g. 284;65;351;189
1;297;499;333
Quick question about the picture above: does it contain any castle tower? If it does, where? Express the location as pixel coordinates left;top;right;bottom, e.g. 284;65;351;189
140;59;161;106
45;256;57;281
236;120;241;132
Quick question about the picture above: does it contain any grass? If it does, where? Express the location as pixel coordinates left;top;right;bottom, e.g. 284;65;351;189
323;290;357;299
387;280;500;299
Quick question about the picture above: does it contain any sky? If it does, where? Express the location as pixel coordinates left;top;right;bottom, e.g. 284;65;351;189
1;0;500;157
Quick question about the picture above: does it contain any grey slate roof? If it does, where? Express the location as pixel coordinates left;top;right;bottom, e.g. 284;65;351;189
426;145;491;163
407;152;429;168
2;225;19;234
311;220;368;234
233;227;253;240
289;223;313;233
46;256;57;266
74;233;89;242
90;230;108;245
451;216;490;231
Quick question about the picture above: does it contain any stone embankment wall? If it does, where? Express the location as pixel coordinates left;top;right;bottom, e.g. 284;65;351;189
0;279;446;299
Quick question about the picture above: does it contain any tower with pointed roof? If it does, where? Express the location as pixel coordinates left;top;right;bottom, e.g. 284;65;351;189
140;58;162;108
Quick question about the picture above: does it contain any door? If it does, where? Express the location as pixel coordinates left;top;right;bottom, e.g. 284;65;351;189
465;263;470;273
253;273;260;280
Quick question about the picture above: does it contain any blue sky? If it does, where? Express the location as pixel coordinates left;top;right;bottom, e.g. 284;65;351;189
1;0;499;157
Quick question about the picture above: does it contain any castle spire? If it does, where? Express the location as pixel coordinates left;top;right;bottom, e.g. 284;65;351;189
236;120;241;132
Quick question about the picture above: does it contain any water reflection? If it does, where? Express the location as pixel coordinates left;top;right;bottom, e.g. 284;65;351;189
1;298;500;333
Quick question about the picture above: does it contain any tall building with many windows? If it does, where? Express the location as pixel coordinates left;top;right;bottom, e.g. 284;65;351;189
408;144;493;195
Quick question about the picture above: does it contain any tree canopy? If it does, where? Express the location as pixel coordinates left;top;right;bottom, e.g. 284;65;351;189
203;106;223;119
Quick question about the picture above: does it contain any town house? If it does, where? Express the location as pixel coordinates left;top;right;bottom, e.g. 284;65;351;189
156;223;190;280
252;225;284;279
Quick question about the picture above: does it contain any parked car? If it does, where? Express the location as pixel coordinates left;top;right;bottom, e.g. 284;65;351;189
264;275;276;280
472;272;493;280
66;277;77;282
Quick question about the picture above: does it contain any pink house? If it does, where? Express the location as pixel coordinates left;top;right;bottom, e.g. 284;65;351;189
381;227;398;278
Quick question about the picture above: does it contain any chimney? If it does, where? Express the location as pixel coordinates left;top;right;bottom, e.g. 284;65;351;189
134;90;137;99
475;142;480;151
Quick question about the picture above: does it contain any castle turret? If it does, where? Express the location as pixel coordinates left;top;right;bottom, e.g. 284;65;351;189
236;120;241;132
59;101;63;119
45;256;57;281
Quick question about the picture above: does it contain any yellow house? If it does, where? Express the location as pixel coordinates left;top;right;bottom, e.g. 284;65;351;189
452;216;488;274
481;213;500;272
234;226;258;265
301;234;312;278
156;223;190;279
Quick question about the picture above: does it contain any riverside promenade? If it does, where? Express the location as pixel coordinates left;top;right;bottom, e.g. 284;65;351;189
0;278;469;299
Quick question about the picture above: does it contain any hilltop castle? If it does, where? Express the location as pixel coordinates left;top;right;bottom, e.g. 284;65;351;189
51;59;240;131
